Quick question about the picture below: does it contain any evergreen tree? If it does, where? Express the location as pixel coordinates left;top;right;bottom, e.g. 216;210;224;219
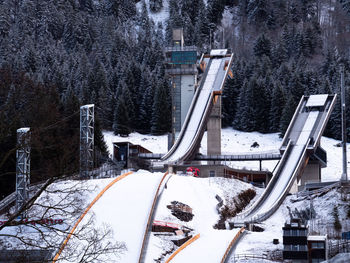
247;0;269;25
333;206;342;232
207;0;226;26
151;79;171;134
269;81;285;132
279;93;297;136
254;34;271;58
138;70;154;133
150;0;163;13
222;60;244;127
339;0;350;15
113;82;133;137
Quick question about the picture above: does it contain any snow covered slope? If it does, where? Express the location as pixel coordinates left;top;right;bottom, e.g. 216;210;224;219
62;171;165;262
144;175;262;262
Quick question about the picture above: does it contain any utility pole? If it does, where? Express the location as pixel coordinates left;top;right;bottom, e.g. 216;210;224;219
16;127;30;218
341;64;348;182
80;104;94;179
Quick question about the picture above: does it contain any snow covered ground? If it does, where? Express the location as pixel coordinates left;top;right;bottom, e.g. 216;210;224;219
104;128;349;181
0;178;114;252
144;175;263;262
102;128;350;262
3;127;347;262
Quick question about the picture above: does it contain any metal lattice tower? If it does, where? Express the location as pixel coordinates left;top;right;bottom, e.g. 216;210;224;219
80;104;94;178
16;127;30;216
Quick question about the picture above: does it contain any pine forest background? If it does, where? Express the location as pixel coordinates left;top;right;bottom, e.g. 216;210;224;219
0;0;350;197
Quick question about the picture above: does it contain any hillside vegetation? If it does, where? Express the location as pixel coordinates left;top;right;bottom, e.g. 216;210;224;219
0;0;350;194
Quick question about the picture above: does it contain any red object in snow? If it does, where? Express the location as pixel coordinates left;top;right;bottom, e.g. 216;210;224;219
186;167;200;177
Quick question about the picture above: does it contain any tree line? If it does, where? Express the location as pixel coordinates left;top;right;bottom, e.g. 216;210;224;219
1;0;350;194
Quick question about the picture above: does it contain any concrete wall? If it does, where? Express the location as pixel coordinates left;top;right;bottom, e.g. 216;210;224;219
180;75;196;128
300;161;321;186
207;97;221;155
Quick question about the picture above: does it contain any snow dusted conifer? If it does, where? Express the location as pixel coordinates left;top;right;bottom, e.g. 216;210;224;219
253;34;271;58
150;0;163;13
151;78;171;135
269;81;285;132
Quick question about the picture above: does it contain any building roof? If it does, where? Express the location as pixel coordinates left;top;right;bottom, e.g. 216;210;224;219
308;235;327;241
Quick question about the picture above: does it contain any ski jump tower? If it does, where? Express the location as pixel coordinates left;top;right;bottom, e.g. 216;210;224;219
165;29;198;146
165;29;222;155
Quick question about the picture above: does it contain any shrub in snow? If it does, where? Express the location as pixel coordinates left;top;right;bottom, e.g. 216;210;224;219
214;188;256;229
333;206;342;233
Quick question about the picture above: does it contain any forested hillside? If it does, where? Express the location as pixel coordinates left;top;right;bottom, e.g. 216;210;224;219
0;0;350;196
221;0;350;140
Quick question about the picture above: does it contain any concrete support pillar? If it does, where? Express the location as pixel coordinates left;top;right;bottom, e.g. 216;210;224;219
300;161;321;186
207;96;221;155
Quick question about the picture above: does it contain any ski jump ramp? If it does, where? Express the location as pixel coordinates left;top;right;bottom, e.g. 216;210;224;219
235;94;337;223
160;49;233;165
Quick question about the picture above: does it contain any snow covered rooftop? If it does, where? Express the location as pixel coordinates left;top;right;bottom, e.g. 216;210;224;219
308;235;327;241
80;104;94;109
306;94;328;107
210;49;228;56
17;127;30;133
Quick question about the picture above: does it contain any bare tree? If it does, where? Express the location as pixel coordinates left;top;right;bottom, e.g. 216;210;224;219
0;178;126;262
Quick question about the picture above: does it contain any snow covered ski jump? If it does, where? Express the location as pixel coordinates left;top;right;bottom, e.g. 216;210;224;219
161;49;233;165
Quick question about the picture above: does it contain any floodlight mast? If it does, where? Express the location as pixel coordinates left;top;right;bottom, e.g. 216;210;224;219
80;104;94;179
341;64;348;182
16;127;30;217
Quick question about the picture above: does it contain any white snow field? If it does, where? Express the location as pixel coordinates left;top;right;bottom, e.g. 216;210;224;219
104;128;349;182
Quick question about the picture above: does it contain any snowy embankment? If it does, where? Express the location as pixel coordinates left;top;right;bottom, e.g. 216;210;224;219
144;175;262;262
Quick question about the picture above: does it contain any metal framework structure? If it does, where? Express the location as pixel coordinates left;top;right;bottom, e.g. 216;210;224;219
80;104;94;178
341;65;348;182
16;127;30;216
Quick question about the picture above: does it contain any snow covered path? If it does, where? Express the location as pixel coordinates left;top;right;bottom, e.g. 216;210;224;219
169;229;240;263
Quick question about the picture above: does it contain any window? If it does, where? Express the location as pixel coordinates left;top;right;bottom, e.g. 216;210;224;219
312;259;324;263
284;245;307;251
284;245;291;251
299;229;307;236
283;230;290;236
311;242;325;249
209;171;215;177
292;245;299;251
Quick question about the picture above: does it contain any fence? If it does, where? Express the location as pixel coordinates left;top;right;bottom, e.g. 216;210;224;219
329;240;350;257
232;251;283;262
297;181;341;198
